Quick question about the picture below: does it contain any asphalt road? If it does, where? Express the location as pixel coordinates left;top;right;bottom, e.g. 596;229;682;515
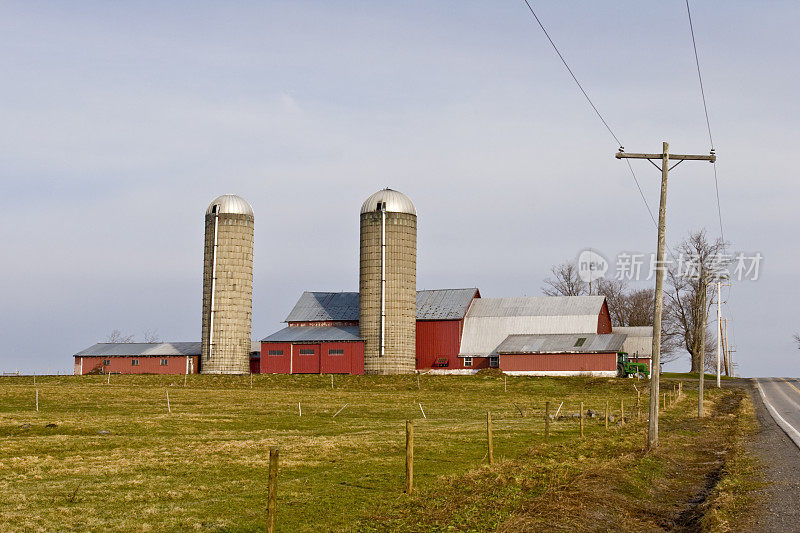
756;377;800;448
751;377;800;532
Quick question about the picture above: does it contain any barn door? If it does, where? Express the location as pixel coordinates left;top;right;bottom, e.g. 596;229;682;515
295;345;320;373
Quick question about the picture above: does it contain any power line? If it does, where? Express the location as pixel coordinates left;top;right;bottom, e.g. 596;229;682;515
685;0;725;245
519;0;659;229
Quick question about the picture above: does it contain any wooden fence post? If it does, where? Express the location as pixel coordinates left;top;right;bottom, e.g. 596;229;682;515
637;390;641;421
545;401;550;441
267;446;279;533
166;390;171;414
406;420;414;494
487;411;494;465
579;402;584;438
605;399;609;429
620;399;625;425
36;389;39;412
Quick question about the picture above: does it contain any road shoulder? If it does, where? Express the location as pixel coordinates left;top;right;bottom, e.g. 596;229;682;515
747;379;800;532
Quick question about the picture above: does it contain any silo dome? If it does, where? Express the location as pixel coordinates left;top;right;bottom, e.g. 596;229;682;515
206;194;254;217
360;188;416;216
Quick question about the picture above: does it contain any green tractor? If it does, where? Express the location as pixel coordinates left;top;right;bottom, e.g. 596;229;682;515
617;352;650;378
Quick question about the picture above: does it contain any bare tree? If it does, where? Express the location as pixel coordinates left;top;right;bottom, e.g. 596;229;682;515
542;261;588;297
794;333;800;349
106;329;135;343
663;230;728;373
143;329;161;343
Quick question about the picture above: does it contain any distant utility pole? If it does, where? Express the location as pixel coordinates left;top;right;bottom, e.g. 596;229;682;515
717;280;722;388
698;269;707;418
615;142;716;448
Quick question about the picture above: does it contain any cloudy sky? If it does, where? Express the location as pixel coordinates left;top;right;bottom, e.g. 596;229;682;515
1;1;797;376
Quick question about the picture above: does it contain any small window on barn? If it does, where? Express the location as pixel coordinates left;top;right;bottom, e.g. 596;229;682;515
268;350;284;356
463;357;473;367
489;356;499;368
131;359;139;366
574;338;587;347
329;349;344;355
103;359;110;366
299;349;315;355
160;359;168;366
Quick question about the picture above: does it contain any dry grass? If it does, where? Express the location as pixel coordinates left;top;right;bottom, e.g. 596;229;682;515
0;374;757;531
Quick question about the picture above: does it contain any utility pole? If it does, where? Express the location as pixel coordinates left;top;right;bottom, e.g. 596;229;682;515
616;142;715;448
698;269;707;418
716;280;722;388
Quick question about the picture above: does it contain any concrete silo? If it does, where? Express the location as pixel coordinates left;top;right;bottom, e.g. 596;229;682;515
359;188;417;374
201;194;254;374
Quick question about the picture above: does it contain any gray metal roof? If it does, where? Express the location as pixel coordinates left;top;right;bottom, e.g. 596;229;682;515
459;296;607;357
261;326;361;343
360;188;416;215
496;333;626;355
75;342;202;357
285;289;478;322
416;289;478;320
285;292;360;322
206;194;254;216
464;296;605;318
613;326;653;358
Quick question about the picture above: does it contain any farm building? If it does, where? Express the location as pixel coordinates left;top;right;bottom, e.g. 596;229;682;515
73;342;201;375
259;291;635;377
260;288;479;374
497;333;626;376
74;342;261;375
613;326;653;371
457;295;614;375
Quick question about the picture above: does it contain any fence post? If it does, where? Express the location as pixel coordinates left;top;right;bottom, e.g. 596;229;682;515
406;420;414;494
166;389;171;414
637;390;641;421
545;401;550;441
487;411;494;465
579;402;584;438
267;446;279;533
620;399;625;425
36;389;39;412
605;399;609;429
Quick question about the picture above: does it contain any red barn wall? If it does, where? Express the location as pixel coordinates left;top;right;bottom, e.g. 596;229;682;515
499;352;616;372
597;301;613;334
416;320;464;369
249;356;260;374
76;356;199;375
260;341;364;374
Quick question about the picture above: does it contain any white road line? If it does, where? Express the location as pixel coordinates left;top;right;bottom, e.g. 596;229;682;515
757;379;800;450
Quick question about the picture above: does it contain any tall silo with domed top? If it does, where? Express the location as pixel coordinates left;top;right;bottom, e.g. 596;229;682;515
201;194;254;374
359;188;417;374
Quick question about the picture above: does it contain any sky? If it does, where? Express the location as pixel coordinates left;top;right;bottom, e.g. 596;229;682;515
1;1;797;377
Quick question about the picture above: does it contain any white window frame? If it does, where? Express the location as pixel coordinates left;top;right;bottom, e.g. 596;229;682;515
160;359;168;366
489;356;499;368
131;359;139;366
463;357;473;367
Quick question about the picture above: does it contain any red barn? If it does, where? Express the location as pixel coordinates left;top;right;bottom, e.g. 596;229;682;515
260;288;480;374
415;288;480;372
73;342;201;375
497;333;626;376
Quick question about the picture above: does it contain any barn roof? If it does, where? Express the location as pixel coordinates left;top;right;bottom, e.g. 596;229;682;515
613;326;653;358
416;288;479;320
285;292;360;322
284;289;479;322
496;333;626;355
261;326;361;343
75;342;201;357
459;296;607;357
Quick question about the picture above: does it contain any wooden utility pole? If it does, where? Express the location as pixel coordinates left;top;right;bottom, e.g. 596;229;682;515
698;270;707;418
716;280;722;388
616;142;716;448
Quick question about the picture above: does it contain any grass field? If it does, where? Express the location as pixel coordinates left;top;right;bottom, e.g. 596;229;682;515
0;373;756;531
